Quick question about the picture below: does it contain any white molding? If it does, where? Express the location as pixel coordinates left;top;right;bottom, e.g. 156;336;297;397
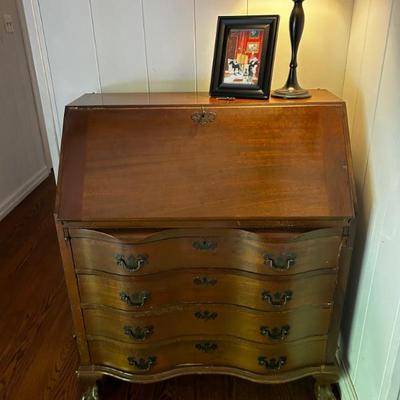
19;0;61;176
338;352;359;400
16;0;52;170
0;166;49;221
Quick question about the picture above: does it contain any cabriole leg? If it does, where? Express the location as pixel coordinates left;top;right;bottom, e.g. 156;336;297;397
82;384;99;400
78;370;103;400
314;380;337;400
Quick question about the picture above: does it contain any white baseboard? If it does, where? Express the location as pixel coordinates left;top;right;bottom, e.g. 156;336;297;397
0;166;50;221
338;352;358;400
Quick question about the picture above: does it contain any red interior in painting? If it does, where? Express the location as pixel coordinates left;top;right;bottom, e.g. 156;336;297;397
224;29;264;71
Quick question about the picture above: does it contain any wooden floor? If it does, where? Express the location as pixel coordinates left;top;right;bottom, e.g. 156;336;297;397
0;175;336;399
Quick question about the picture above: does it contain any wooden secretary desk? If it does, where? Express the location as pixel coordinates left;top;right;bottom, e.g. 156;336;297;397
55;90;356;400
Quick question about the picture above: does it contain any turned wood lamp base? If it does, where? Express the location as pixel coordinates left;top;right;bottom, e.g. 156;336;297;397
272;0;311;100
272;86;311;99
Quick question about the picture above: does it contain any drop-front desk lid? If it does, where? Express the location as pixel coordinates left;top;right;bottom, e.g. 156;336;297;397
56;90;356;228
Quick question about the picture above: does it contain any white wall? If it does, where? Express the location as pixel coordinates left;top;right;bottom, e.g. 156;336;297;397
22;0;354;173
340;0;400;399
0;0;49;221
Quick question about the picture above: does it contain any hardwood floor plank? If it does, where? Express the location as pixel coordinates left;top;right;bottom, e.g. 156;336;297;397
0;176;329;400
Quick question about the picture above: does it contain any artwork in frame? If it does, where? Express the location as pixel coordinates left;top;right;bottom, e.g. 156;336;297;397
209;16;280;99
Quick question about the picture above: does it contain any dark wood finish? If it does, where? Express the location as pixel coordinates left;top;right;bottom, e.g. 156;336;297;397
83;304;332;344
55;92;355;399
78;269;337;311
71;227;343;276
0;175;338;399
56;93;355;226
88;336;327;376
68;89;341;107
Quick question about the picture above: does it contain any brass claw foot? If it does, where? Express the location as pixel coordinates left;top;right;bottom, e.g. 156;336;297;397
314;382;337;400
82;384;100;400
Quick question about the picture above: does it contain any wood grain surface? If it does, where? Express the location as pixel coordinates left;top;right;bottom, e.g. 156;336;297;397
71;227;343;276
78;269;337;312
88;336;327;376
83;303;332;344
56;93;355;224
0;175;339;399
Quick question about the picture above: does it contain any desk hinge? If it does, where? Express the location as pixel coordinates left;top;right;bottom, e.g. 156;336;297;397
63;229;71;242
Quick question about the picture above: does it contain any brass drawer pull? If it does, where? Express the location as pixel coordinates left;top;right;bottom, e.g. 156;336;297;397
124;325;154;341
191;111;216;125
120;290;150;307
195;342;218;353
128;356;156;371
264;253;296;271
115;254;148;272
194;311;218;320
260;325;290;341
258;356;287;371
193;276;217;286
192;239;218;251
262;290;293;307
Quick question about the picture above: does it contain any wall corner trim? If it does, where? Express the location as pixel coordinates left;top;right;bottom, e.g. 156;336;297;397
338;351;359;400
0;166;50;222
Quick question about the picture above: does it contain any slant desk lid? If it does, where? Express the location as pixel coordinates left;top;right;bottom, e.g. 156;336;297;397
56;90;355;226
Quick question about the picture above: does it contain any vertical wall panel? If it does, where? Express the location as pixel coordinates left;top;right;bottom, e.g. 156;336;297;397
0;0;49;220
249;0;354;96
90;0;148;92
344;0;393;188
341;0;400;399
143;0;196;91
351;1;400;398
38;0;100;130
195;0;247;91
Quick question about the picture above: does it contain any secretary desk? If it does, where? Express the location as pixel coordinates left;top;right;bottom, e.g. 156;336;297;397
55;90;356;400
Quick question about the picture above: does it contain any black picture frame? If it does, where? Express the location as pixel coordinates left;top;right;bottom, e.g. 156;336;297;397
209;15;280;99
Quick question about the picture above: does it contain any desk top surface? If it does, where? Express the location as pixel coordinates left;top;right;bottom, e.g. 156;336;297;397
57;91;355;228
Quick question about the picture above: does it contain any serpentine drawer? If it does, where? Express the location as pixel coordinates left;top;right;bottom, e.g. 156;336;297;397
70;228;343;276
88;336;327;376
78;269;337;312
83;304;332;344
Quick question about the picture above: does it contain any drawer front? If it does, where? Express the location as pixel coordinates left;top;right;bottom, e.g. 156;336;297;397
88;337;327;375
78;269;337;311
71;228;342;276
84;304;332;344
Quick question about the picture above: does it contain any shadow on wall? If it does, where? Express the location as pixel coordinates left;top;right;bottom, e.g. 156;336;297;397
340;91;375;367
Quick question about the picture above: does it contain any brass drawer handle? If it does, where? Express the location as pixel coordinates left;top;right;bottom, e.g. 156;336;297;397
115;254;148;272
124;325;154;341
264;253;296;271
128;356;156;371
120;290;150;307
192;239;218;251
191;111;216;125
195;342;218;353
194;311;218;320
260;325;290;341
258;356;287;371
262;290;293;307
193;276;217;286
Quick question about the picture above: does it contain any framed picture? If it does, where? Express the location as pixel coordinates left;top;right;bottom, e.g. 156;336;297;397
209;16;279;99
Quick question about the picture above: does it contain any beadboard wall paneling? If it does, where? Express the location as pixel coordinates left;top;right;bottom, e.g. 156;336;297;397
37;0;100;137
89;0;148;92
24;0;355;174
340;0;400;399
143;0;196;92
195;0;247;91
0;0;49;220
